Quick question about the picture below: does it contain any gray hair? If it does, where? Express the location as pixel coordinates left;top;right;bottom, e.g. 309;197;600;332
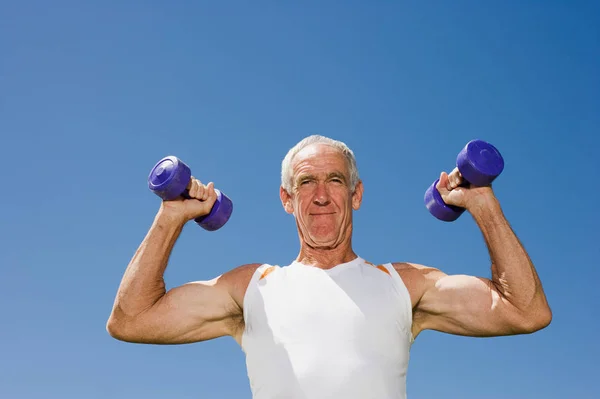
281;134;360;193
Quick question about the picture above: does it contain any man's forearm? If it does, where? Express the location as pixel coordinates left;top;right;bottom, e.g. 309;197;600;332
110;209;185;320
469;196;546;313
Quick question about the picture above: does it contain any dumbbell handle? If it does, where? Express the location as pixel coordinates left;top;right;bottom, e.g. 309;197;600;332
178;185;218;214
447;167;461;182
445;167;469;188
148;155;233;231
178;185;198;201
425;139;504;222
177;184;230;227
445;164;498;189
433;154;500;207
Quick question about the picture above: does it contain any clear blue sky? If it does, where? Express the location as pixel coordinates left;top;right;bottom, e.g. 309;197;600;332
1;1;598;398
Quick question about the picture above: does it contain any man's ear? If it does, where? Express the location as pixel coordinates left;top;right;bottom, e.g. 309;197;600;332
352;180;364;211
280;186;294;214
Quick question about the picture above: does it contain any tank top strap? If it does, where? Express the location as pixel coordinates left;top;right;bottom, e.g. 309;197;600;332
379;263;415;344
242;264;277;334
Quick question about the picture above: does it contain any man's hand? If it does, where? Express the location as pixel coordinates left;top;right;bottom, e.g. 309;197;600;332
106;175;249;345
436;168;496;212
160;178;218;224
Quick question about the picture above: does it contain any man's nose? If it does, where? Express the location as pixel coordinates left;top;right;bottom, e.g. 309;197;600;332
313;183;331;206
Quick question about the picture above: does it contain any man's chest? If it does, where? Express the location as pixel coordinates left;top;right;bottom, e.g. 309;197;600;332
247;266;410;343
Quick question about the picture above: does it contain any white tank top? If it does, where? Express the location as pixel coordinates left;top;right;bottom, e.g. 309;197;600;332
241;256;414;399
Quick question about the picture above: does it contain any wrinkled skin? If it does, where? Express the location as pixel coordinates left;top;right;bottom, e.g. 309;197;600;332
280;144;363;265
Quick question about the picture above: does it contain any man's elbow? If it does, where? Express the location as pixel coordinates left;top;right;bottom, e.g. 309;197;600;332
517;306;552;334
106;315;125;340
534;306;553;331
106;313;138;342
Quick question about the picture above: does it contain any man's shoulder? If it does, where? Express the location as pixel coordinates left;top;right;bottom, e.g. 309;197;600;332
219;263;274;306
388;262;447;303
220;262;265;286
390;261;444;277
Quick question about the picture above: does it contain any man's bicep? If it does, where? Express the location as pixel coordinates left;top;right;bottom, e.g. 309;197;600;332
416;273;526;337
134;277;241;344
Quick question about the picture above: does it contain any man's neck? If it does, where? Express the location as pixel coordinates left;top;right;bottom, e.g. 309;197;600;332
296;242;358;269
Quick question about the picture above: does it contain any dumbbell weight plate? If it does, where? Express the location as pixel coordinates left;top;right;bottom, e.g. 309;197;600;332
424;179;466;222
457;140;504;187
195;188;234;231
148;156;192;200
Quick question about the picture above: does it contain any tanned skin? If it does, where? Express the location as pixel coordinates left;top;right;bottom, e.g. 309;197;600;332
107;143;551;347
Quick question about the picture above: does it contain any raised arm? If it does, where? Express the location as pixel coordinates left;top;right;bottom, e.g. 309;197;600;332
410;171;552;338
106;179;259;344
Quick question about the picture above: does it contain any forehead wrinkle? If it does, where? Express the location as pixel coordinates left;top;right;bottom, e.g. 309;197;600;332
293;153;348;176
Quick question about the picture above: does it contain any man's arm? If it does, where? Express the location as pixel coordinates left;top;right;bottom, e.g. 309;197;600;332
106;209;259;344
107;177;260;344
410;173;552;338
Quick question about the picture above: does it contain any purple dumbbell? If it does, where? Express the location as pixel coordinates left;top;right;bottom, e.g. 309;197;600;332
424;140;504;222
147;155;233;231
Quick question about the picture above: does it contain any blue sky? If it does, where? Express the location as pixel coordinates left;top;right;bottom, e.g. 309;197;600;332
1;1;598;398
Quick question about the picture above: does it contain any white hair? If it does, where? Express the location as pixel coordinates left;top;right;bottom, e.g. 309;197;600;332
281;135;360;193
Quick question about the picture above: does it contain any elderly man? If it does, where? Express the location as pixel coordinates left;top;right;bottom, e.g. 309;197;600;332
107;135;551;399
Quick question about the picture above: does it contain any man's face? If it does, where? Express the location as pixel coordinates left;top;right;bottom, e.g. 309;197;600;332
280;144;363;249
